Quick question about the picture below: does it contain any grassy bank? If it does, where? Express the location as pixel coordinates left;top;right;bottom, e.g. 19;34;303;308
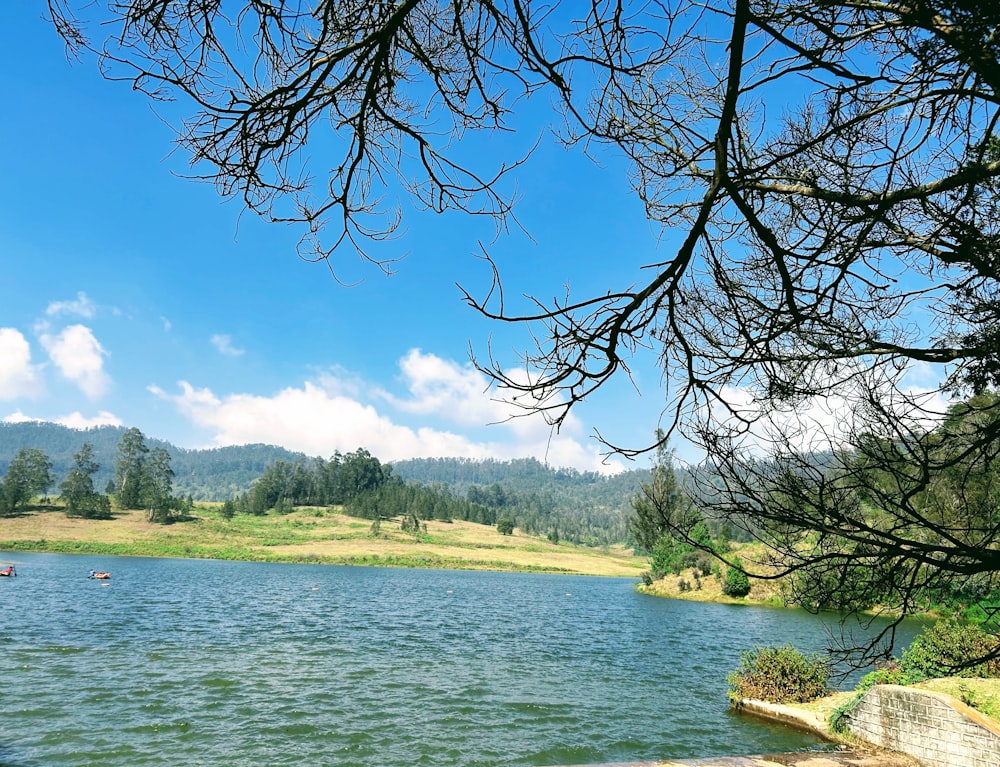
636;542;788;607
0;505;646;577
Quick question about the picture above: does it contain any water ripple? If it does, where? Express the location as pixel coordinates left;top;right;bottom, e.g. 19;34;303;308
0;553;918;767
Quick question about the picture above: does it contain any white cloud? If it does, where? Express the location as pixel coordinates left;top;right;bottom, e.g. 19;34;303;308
2;410;39;424
210;334;245;357
2;410;123;429
55;410;124;429
150;379;478;461
701;364;952;456
46;291;96;319
150;349;623;474
0;328;43;400
38;324;111;399
382;349;502;425
380;349;589;438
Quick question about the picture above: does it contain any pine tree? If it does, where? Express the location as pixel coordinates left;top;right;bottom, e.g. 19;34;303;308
115;428;149;509
60;443;112;519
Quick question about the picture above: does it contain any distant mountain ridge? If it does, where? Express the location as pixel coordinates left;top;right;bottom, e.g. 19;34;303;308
0;422;650;545
0;422;306;501
388;457;650;545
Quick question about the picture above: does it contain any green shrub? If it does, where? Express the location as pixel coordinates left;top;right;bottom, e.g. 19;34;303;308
829;691;864;733
650;534;693;576
854;618;1000;698
727;645;830;704
722;557;751;597
857;661;923;691
900;617;1000;678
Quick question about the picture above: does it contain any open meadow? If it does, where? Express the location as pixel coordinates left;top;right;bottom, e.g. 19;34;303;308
0;505;647;577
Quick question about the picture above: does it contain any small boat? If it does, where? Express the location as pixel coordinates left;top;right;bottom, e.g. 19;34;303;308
88;571;111;580
0;566;15;577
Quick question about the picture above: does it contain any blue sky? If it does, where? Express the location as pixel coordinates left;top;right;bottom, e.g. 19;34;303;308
0;5;681;473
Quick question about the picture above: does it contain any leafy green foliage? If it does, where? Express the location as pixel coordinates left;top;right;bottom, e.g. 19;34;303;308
1;448;53;515
629;441;685;553
144;446;176;523
856;662;923;691
115;428;150;510
630;439;726;579
113;429;180;523
397;456;650;546
722;558;751;598
727;645;830;704
60;443;112;519
496;517;515;535
835;615;1000;732
345;480;484;523
898;617;1000;679
648;535;695;577
790;547;886;613
227;449;393;515
829;692;864;734
852;618;1000;699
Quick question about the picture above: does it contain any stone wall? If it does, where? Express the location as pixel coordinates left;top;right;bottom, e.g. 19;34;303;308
845;684;1000;767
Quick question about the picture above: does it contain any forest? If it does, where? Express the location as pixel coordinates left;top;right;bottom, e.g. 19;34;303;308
0;422;650;546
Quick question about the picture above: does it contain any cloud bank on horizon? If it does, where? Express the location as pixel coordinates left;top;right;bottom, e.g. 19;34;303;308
2;291;949;475
0;293;626;473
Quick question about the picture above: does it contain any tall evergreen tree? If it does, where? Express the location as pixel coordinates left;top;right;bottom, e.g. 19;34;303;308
629;439;687;554
115;427;149;510
60;443;112;519
144;446;176;523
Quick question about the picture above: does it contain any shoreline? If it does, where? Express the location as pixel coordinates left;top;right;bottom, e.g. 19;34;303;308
0;506;646;578
635;564;786;608
635;566;922;623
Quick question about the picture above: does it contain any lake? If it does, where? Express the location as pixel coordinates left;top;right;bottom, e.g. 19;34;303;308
0;552;919;766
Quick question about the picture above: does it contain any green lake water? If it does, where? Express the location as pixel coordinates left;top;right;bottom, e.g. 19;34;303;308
0;552;916;766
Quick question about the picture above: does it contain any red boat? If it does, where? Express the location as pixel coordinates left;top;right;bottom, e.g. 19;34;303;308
0;565;15;577
88;571;111;580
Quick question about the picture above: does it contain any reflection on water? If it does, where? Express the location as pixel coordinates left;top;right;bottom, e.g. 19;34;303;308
0;552;917;766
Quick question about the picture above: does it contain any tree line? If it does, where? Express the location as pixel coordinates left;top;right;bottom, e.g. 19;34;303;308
0;428;624;542
394;457;650;546
218;449;392;515
0;424;652;545
0;422;304;501
634;392;1000;667
0;427;182;523
215;450;502;532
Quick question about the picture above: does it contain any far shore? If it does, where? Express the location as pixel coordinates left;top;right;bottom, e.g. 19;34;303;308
636;555;789;608
0;505;647;578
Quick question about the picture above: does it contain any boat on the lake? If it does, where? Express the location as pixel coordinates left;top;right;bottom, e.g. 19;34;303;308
0;565;15;577
88;570;111;580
